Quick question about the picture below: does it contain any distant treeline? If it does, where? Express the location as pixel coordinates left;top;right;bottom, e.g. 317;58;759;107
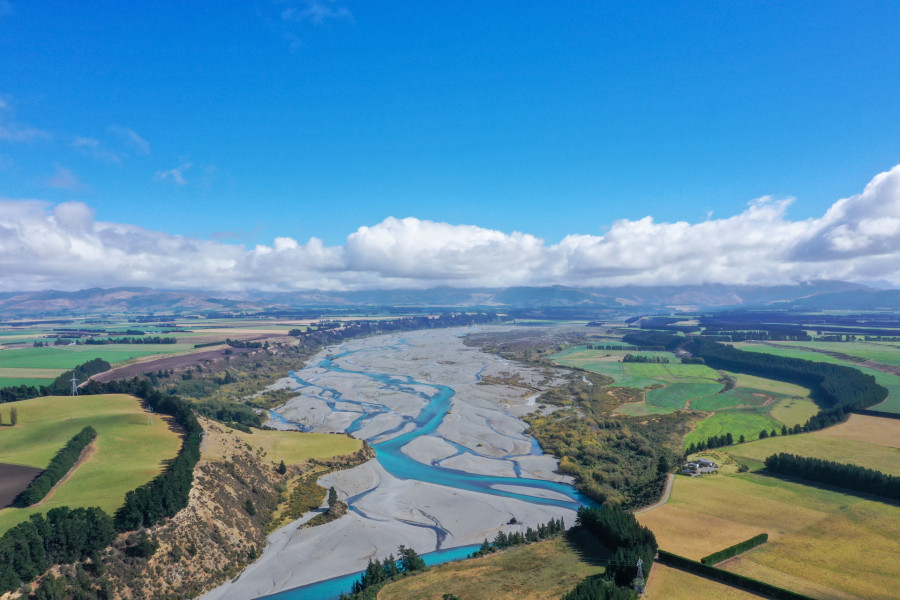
621;331;682;351
699;311;900;337
225;338;267;348
0;507;115;594
82;336;177;345
586;344;638;351
700;311;900;327
622;354;669;363
17;426;96;507
0;358;111;403
765;453;900;501
639;317;700;334
699;329;810;342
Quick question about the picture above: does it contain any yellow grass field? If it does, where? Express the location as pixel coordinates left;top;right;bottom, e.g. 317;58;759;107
724;500;900;600
637;505;765;560
644;564;768;600
814;413;900;448
378;531;606;600
0;394;181;534
723;372;812;398
728;427;900;476
768;396;819;426
201;420;362;465
641;430;900;600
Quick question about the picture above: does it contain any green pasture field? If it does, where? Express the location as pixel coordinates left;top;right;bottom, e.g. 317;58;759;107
0;394;181;534
768;396;819;425
639;456;900;600
378;529;606;600
646;382;722;410
556;346;821;425
0;377;54;389
765;340;900;366
204;425;362;464
0;343;196;369
690;388;776;411
723;372;813;397
685;411;779;447
728;430;900;476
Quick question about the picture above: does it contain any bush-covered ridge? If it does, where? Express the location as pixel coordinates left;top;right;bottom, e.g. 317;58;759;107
0;507;115;593
17;426;97;507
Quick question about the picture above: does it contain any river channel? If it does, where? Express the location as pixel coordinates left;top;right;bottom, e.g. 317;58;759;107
203;328;589;600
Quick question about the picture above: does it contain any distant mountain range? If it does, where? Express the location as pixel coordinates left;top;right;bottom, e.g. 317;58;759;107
2;281;899;318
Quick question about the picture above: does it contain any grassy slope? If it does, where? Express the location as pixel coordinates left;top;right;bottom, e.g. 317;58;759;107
203;426;362;464
378;529;607;600
0;394;181;534
728;416;900;474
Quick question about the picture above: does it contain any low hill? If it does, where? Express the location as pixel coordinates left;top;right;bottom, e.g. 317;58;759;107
0;394;181;534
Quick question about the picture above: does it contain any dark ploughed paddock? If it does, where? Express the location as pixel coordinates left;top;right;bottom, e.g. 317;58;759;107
0;462;43;508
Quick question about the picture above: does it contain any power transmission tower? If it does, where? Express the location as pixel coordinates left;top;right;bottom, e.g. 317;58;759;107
70;374;78;396
633;557;645;594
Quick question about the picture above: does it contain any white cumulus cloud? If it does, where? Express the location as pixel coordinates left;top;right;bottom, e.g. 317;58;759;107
2;165;900;291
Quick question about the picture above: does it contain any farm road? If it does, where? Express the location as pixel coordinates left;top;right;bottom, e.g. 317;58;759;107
634;474;674;515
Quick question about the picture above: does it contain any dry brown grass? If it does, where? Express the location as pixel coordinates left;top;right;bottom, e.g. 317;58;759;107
637;505;764;560
724;501;900;600
814;413;900;448
730;432;900;476
644;564;768;600
642;458;900;600
200;420;361;465
662;474;841;536
378;532;605;600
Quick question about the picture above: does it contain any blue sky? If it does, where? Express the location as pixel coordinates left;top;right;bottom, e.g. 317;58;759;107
2;1;900;290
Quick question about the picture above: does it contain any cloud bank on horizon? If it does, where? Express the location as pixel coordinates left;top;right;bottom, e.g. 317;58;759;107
2;165;900;292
